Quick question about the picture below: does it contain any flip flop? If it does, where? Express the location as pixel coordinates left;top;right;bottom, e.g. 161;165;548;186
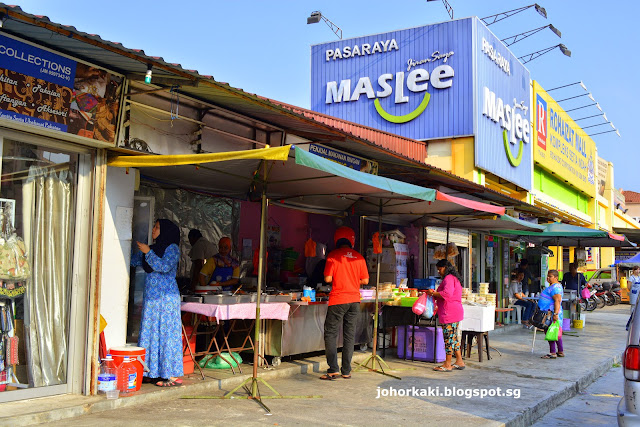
452;364;466;370
433;366;452;372
319;373;340;381
540;354;557;359
341;374;351;379
557;352;565;357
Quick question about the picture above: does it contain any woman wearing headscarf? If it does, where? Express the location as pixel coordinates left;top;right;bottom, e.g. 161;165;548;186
426;259;465;372
131;219;184;387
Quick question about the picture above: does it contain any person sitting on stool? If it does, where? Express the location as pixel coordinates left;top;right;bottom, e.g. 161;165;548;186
511;269;535;327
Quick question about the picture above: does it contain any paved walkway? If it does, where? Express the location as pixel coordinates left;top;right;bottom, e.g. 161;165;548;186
2;305;629;426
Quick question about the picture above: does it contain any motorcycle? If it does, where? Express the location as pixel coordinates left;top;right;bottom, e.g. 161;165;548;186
579;285;598;311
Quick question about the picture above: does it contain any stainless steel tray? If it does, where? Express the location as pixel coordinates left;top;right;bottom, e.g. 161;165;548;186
182;295;203;303
262;294;292;303
203;295;239;305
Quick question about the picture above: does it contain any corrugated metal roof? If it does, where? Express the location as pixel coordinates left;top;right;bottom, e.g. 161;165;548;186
0;3;542;213
271;100;427;164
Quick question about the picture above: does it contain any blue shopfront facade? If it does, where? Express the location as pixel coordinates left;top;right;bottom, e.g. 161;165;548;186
311;17;532;191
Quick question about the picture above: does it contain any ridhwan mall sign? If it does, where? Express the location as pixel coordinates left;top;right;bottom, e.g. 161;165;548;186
311;18;474;140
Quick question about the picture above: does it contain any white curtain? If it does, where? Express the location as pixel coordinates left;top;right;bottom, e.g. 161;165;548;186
22;166;73;387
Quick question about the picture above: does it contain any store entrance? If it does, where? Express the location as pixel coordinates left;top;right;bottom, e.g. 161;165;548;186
0;130;94;402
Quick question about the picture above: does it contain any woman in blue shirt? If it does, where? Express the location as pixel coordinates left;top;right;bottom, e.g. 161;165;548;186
539;269;564;359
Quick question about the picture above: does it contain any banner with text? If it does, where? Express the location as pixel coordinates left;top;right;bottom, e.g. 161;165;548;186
533;81;596;195
0;33;123;144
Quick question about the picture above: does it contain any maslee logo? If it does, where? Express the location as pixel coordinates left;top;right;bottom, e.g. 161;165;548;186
482;87;531;167
325;65;455;124
536;94;548;150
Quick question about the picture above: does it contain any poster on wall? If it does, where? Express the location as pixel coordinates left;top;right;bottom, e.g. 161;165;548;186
597;157;608;197
393;243;408;286
533;81;596;195
0;33;123;144
310;18;474;140
475;19;532;190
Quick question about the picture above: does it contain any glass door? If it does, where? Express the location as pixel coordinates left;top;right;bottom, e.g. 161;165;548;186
0;130;93;402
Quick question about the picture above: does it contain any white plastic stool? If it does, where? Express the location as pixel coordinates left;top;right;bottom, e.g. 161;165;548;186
506;305;523;324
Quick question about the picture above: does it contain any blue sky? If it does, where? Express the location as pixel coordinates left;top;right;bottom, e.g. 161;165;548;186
12;1;639;191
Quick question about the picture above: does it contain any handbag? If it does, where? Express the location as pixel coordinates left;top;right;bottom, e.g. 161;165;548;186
545;320;561;341
530;303;552;332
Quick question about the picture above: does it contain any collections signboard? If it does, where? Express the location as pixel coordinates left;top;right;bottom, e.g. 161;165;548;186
533;81;596;195
0;33;123;144
475;21;532;190
310;18;474;141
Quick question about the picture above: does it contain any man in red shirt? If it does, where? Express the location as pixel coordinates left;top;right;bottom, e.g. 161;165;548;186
320;227;369;380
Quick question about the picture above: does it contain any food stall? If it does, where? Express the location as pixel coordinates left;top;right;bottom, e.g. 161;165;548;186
110;145;513;378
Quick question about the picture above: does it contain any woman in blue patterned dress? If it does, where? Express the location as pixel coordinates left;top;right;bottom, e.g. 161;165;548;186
132;219;184;387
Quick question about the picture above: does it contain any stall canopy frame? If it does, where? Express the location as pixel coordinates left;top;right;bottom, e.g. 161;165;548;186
108;145;512;407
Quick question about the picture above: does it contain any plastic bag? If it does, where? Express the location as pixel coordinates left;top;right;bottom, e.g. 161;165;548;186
423;295;436;319
581;287;591;299
412;292;427;315
0;234;30;281
372;232;382;254
545;320;561;341
198;352;243;369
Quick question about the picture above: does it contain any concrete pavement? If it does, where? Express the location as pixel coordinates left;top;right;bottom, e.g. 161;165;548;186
0;304;629;426
534;365;622;426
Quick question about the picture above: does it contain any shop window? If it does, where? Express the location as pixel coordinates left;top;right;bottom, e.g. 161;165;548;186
0;138;78;393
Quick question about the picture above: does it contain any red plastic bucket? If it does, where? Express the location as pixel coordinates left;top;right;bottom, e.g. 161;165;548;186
110;345;146;391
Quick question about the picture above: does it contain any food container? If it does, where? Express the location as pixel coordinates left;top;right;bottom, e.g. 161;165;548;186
203;295;240;304
182;295;203;303
400;297;419;307
360;289;375;299
289;292;301;301
236;295;253;304
261;294;292;303
195;284;219;294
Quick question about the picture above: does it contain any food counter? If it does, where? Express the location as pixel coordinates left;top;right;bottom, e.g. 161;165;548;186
262;300;377;360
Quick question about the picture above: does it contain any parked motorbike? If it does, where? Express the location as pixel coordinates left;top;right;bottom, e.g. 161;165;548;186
581;285;598;311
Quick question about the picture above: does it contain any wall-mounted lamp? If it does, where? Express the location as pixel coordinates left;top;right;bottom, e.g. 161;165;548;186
501;24;561;46
481;3;547;26
557;92;594;103
144;64;152;84
307;11;342;39
565;102;601;113
547;81;587;92
0;13;7;29
518;43;570;64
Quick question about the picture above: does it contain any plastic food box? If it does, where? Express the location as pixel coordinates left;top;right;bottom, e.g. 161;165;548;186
400;297;419;307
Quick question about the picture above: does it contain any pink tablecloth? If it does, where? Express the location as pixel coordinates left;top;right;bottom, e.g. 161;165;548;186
180;302;290;321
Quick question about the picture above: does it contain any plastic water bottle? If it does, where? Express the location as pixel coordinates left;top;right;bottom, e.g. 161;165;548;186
117;357;137;394
97;354;117;398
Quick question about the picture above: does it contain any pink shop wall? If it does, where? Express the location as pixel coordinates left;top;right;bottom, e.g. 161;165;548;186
238;201;349;270
239;202;322;269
